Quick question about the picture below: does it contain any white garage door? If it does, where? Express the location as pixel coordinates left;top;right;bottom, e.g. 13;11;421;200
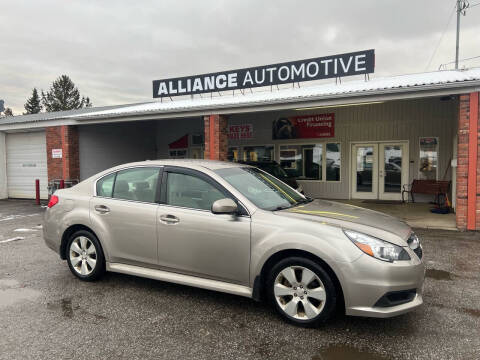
6;131;48;199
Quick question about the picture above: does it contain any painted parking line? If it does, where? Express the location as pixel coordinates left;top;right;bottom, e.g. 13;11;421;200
0;237;25;244
0;213;40;222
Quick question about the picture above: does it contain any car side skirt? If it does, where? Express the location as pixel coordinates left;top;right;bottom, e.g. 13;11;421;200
107;262;253;298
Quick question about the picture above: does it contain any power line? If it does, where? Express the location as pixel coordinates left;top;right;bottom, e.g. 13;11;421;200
469;2;480;7
439;55;480;69
425;3;457;71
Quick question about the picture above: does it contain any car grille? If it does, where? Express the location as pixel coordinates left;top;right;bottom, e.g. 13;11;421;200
374;289;417;307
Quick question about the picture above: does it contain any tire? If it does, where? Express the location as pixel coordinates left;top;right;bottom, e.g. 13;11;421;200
267;257;337;327
66;230;105;281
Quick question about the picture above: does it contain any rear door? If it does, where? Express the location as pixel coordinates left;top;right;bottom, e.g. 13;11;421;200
156;166;251;284
90;166;161;266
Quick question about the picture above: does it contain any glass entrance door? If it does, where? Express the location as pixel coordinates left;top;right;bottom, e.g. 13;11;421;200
351;142;408;200
351;144;378;199
379;143;408;200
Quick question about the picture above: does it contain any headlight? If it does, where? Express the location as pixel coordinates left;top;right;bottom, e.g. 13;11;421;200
407;232;423;260
407;232;420;250
343;230;411;262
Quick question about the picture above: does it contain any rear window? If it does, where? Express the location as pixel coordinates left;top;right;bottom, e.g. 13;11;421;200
96;173;115;197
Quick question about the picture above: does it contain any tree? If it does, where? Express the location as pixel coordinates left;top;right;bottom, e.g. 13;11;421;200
4;107;13;116
24;88;42;114
41;75;92;112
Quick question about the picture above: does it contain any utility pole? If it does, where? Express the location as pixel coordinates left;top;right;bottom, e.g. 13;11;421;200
455;0;469;69
455;0;461;69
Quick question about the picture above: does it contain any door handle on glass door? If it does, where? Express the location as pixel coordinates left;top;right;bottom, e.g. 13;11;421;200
160;214;180;224
94;205;110;214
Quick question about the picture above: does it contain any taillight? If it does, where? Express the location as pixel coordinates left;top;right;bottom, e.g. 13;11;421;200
47;195;59;208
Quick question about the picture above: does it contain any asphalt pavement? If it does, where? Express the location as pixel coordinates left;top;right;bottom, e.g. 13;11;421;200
0;199;479;360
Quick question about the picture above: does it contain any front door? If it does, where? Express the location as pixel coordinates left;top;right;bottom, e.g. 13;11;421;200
351;142;408;200
352;144;378;199
90;167;161;266
379;143;408;200
156;167;251;285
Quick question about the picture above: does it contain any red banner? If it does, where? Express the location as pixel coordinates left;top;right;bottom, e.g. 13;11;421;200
273;113;334;139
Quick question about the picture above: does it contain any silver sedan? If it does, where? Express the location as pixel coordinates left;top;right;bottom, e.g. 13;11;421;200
43;159;424;326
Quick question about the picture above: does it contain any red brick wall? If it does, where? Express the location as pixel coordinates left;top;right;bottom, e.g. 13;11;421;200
204;115;228;161
456;93;480;230
46;125;79;182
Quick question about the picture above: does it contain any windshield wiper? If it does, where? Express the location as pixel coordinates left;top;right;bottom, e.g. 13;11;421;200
292;197;314;207
274;205;293;211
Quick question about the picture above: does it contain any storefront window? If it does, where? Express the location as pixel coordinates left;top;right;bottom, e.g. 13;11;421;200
242;146;274;162
228;147;239;162
419;137;438;180
326;143;341;181
279;144;323;180
169;149;187;159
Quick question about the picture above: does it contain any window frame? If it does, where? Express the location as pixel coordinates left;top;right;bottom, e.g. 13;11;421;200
160;166;250;216
277;141;342;183
93;165;164;205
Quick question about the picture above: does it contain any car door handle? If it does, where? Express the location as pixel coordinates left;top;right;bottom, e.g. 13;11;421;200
94;205;110;214
159;214;179;224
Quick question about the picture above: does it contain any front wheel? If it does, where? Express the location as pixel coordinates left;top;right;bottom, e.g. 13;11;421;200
66;230;105;281
267;257;337;326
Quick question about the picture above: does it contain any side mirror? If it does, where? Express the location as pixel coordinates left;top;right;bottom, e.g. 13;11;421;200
212;198;238;214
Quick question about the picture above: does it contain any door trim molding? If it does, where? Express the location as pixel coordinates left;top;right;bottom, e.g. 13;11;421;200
107;262;253;298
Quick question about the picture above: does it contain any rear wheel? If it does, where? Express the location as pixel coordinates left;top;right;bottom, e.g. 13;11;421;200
267;257;337;326
66;230;105;281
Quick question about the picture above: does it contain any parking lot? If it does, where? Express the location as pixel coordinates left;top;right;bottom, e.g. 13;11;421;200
0;199;479;360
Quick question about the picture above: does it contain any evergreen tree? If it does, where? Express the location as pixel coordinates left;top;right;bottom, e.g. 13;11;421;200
41;75;92;112
4;107;14;116
24;88;42;114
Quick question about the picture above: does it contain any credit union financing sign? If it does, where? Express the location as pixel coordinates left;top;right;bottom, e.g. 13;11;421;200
273;114;334;140
153;49;374;98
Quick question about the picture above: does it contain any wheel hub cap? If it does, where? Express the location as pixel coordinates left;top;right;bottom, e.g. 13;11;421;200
69;236;97;276
274;265;326;320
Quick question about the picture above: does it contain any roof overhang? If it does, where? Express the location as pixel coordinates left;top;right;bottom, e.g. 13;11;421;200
1;69;480;131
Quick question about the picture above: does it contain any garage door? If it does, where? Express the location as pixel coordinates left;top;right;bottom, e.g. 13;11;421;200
6;131;48;199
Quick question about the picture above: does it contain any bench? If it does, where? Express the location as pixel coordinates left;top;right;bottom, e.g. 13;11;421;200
402;179;450;203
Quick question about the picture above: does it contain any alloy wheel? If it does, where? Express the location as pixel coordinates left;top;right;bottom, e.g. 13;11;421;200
69;236;97;276
273;265;326;320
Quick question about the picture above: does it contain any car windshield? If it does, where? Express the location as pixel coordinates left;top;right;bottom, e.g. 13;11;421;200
215;167;307;210
258;163;289;178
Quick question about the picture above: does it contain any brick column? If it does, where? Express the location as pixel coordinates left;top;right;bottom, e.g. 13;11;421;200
46;125;80;182
204;115;228;161
456;92;480;230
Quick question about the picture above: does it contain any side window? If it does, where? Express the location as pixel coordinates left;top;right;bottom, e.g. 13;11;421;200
113;168;160;203
96;173;115;197
166;172;226;211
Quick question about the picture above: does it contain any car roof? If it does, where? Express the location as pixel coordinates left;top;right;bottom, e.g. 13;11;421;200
108;159;249;171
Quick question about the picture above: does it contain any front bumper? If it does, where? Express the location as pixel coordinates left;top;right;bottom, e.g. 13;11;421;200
337;252;425;318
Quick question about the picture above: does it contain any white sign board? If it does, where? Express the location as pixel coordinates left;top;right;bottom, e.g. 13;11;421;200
52;149;62;159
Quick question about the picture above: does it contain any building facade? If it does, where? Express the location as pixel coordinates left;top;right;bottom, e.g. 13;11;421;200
0;68;479;230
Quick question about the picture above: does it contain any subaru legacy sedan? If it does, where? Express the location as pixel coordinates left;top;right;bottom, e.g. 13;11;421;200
44;160;424;326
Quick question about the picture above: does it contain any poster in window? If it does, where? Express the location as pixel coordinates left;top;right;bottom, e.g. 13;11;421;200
228;124;253;140
419;137;438;180
272;113;334;139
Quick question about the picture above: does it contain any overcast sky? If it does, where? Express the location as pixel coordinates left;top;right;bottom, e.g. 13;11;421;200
1;0;479;114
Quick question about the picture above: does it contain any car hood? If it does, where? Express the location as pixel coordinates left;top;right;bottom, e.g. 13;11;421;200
275;199;411;246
